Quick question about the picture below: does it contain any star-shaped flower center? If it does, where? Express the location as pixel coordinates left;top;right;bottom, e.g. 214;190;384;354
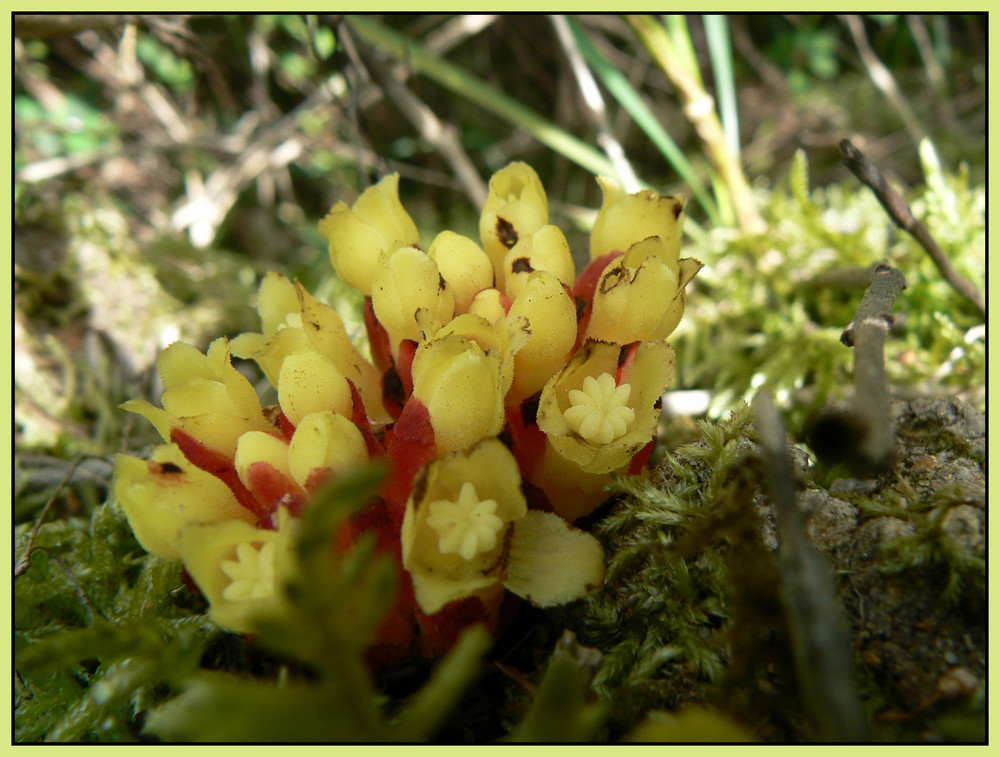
220;541;277;602
426;481;505;561
563;372;636;445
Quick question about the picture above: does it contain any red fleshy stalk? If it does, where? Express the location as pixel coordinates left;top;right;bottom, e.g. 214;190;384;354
628;439;655;475
347;381;385;459
363;297;394;374
504;402;546;482
170;428;271;523
244;460;305;518
381;397;437;524
415;593;500;659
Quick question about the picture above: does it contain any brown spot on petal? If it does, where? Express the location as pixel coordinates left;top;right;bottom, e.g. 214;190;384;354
671;199;683;219
511;257;534;274
598;264;627;294
150;461;183;475
496;217;518;248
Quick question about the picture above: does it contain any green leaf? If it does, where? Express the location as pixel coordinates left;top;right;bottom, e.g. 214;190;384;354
509;634;608;742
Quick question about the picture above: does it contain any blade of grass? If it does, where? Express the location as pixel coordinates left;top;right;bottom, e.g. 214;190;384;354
703;15;740;160
630;14;765;234
346;15;619;180
564;16;721;225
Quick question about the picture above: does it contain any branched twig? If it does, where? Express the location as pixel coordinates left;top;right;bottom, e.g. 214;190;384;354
839;139;985;317
754;390;869;743
807;262;908;475
349;34;488;207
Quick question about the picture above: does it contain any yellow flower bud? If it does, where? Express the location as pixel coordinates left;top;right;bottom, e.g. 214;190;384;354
277;348;353;426
427;230;495;315
113;444;255;559
234;431;298;494
502;271;577;405
287;411;369;489
121;338;272;458
589;176;685;262
371;245;455;355
467;287;510;324
585;237;702;344
411;323;506;453
537;339;676;473
318;174;420;295
502;224;576;301
480;162;549;290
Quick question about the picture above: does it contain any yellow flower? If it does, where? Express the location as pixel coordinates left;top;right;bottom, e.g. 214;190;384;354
121;338;273;459
410;315;522;453
231;273;386;423
318;173;420;295
589;176;685;261
371;244;455;359
180;508;298;633
585;237;703;344
537;339;676;473
401;439;604;615
113;443;256;560
479;162;549;291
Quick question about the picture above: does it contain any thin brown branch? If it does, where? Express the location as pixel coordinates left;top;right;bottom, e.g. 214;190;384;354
349;32;488;208
754;390;870;743
839;15;927;145
840;139;985;317
15;454;86;578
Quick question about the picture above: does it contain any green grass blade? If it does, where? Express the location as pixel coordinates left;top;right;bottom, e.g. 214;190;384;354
703;15;740;160
565;17;721;225
346;16;618;179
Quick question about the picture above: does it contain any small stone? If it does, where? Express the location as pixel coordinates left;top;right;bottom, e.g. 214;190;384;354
940;505;984;552
802;490;859;551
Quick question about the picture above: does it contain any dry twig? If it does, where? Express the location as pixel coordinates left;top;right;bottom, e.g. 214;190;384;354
807;262;908;475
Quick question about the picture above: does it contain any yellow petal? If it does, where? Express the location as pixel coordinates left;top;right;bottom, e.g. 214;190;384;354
502;224;576;301
288;411;369;489
113;444;255;559
480;162;549;290
589;176;685;263
371;245;454;352
180;510;297;634
538;340;675;473
277;348;353;426
467;287;509;324
411;331;504;453
296;282;387;421
428;230;495;315
318;174;420;295
503;510;605;606
502;270;577;404
233;431;295;492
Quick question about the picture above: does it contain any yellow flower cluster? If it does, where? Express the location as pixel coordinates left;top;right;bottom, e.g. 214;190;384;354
112;162;700;660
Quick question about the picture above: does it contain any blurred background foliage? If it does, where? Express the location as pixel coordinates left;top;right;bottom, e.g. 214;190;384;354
13;14;986;742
